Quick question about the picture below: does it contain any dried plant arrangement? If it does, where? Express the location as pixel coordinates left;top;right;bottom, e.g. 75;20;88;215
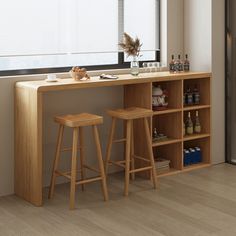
119;32;142;57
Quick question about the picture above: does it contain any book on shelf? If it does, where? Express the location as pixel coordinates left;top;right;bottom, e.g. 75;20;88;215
155;158;170;168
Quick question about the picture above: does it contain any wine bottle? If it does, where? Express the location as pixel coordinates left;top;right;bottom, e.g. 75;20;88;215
186;87;193;105
153;128;158;140
186;112;193;135
177;55;183;72
184;54;190;72
194;111;201;133
193;84;200;104
169;55;175;73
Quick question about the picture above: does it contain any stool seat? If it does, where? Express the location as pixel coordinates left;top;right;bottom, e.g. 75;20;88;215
55;113;103;127
107;107;153;120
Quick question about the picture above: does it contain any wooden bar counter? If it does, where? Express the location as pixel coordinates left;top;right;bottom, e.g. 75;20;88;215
14;71;212;206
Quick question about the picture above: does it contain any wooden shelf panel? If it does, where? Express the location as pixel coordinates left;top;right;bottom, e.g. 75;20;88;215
153;108;182;116
158;164;211;177
184;105;211;111
157;168;180;177
152;138;182;147
183;163;211;172
183;133;210;141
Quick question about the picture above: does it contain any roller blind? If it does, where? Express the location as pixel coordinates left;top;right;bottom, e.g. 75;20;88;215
0;0;159;72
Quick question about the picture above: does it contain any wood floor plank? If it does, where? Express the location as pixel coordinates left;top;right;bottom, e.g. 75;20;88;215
1;164;236;236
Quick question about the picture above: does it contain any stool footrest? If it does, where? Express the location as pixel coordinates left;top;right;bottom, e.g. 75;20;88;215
61;146;83;152
129;166;153;174
76;177;102;185
113;138;126;143
133;155;151;163
83;164;100;173
109;160;126;168
55;170;72;179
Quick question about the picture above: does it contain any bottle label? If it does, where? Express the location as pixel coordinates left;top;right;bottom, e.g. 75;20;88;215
169;63;175;72
178;63;183;72
187;94;193;105
184;64;190;72
194;94;200;104
194;125;201;133
186;127;193;135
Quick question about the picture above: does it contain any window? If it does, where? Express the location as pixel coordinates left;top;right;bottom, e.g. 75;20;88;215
0;0;160;75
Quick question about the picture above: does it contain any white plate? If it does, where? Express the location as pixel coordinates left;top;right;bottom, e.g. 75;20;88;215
45;78;58;82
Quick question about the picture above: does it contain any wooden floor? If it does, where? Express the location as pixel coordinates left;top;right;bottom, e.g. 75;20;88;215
2;164;236;236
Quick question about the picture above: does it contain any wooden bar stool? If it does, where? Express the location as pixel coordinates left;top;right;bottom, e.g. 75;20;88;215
48;113;108;209
105;107;158;196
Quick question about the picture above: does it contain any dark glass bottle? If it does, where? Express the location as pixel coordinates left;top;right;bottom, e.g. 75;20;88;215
177;55;183;72
186;87;193;105
169;55;175;73
184;54;190;72
193;84;200;104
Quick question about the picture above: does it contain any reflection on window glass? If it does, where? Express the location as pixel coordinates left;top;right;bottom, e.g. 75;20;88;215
0;0;159;72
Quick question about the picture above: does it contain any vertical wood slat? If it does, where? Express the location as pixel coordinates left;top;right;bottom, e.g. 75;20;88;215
14;87;43;206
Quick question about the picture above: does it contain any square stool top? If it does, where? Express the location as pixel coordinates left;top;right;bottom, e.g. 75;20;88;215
107;107;153;120
54;113;103;127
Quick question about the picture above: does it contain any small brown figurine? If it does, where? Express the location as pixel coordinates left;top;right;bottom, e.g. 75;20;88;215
70;66;90;81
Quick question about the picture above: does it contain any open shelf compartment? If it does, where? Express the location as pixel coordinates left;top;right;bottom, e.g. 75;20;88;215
152;80;182;111
153;142;183;176
184;77;210;107
152;112;182;147
183;108;210;139
183;137;211;170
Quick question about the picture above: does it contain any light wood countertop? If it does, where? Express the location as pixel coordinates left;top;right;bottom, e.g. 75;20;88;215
15;71;212;92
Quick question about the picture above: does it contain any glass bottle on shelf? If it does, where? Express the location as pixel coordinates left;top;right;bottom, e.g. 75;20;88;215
184;54;190;72
153;128;158;141
186;87;193;105
194;111;201;133
186;112;193;135
177;55;183;72
193;84;200;104
169;55;175;73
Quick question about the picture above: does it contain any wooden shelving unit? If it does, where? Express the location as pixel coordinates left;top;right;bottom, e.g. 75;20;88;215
132;75;212;177
124;73;211;178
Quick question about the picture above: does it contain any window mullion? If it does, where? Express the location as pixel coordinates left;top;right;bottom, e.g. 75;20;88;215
118;0;124;64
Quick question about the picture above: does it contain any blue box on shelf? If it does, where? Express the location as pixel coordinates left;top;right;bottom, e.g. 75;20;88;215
184;149;191;166
184;147;202;166
195;147;202;163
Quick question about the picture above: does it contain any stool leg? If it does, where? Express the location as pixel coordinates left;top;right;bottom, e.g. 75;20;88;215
79;127;85;191
93;125;109;201
143;118;158;189
48;125;64;199
70;128;79;210
124;120;132;196
130;120;135;181
105;117;116;175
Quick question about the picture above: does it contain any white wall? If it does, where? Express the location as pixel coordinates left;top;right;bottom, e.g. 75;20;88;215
211;0;225;164
184;0;225;164
161;0;184;63
184;0;212;71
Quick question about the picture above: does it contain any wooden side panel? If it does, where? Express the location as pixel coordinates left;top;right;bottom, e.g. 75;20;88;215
14;87;43;206
124;83;152;177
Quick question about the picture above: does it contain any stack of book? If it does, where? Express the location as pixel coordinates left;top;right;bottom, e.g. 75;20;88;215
155;158;170;174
